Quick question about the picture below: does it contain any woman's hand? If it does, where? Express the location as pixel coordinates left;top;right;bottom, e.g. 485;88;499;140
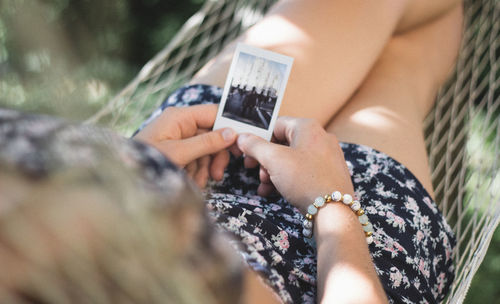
236;117;354;213
239;117;387;303
134;104;237;187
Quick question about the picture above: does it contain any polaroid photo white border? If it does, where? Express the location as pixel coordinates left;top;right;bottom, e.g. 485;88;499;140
213;43;294;141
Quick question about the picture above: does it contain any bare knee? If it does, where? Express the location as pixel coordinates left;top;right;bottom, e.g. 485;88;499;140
382;4;463;115
396;0;463;33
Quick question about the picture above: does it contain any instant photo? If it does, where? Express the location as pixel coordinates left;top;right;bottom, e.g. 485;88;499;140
213;44;293;140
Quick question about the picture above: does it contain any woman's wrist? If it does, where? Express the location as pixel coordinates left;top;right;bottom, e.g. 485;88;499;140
313;202;364;243
300;186;375;246
298;183;355;214
312;195;387;304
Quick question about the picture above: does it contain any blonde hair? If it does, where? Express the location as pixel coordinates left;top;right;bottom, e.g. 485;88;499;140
0;116;243;304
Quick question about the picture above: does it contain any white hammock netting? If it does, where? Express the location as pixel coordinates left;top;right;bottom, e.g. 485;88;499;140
88;0;500;302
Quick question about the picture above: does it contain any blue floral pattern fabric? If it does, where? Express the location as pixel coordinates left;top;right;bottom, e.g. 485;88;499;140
141;84;456;304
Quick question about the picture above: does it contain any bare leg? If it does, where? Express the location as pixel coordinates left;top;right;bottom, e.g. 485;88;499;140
192;0;461;125
326;5;463;197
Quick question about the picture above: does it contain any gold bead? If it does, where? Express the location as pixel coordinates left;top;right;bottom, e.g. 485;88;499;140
356;209;365;216
324;194;332;202
306;213;313;220
365;231;373;237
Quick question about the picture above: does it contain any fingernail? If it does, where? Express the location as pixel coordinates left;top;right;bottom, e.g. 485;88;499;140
222;128;235;142
237;134;248;145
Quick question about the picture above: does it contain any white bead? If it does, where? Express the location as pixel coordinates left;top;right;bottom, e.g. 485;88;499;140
303;228;313;238
314;196;325;208
332;191;342;201
366;235;374;245
358;214;369;225
303;219;313;229
350;201;361;211
363;222;373;233
307;204;318;215
342;194;353;205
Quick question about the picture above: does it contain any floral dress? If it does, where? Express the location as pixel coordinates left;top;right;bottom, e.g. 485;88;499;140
137;84;456;304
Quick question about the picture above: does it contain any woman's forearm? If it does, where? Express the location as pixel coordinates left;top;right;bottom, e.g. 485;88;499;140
236;119;388;302
314;203;387;304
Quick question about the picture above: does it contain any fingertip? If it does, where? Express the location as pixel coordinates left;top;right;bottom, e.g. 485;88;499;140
237;133;259;153
213;172;222;181
229;144;242;158
244;155;259;168
237;133;249;146
221;128;236;143
210;150;230;181
259;167;271;183
210;164;224;181
257;183;274;197
195;168;209;189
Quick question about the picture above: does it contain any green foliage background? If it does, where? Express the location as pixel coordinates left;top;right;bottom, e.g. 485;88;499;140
0;0;203;120
0;1;498;303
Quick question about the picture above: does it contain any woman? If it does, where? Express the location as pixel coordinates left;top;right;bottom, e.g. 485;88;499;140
0;0;462;303
135;0;463;303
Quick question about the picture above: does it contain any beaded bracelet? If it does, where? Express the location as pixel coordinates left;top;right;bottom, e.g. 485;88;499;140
302;190;374;244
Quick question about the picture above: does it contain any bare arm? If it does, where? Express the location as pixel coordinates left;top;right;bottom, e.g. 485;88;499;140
237;118;387;303
314;204;387;303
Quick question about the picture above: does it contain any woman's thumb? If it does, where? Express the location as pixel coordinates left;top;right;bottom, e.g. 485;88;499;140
237;134;276;167
195;128;236;153
168;128;236;165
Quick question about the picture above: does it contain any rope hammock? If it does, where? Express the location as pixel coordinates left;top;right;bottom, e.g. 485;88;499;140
88;0;500;302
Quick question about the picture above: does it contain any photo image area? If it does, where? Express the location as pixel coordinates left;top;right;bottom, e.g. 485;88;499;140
222;52;287;130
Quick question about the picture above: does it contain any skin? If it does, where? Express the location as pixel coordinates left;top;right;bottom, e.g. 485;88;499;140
191;0;461;127
135;0;463;302
327;6;464;197
240;7;462;302
133;105;237;187
238;117;387;303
